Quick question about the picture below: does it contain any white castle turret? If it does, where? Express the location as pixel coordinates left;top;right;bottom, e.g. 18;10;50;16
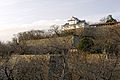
62;16;89;31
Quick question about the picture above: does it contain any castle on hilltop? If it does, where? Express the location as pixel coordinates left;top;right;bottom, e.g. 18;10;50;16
62;16;89;31
62;15;120;31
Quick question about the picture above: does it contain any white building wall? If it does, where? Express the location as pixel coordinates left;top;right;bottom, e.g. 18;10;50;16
62;23;90;31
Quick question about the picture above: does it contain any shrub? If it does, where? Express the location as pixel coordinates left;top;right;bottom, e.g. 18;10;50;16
78;37;94;52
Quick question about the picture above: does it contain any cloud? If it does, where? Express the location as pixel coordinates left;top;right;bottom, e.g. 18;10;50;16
60;0;95;6
0;19;66;42
0;11;119;42
0;0;22;7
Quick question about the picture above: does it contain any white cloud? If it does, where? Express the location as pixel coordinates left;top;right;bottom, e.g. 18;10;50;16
0;11;120;42
0;19;66;42
0;0;22;7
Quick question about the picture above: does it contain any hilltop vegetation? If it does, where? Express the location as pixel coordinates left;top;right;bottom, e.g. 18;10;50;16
0;16;120;79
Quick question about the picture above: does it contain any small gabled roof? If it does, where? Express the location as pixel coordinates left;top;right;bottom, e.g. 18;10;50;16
77;20;86;24
68;16;80;22
63;23;69;26
72;16;80;21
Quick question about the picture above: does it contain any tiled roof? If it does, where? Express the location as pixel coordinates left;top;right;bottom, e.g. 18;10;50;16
63;17;86;27
77;20;85;24
63;23;69;26
72;16;80;21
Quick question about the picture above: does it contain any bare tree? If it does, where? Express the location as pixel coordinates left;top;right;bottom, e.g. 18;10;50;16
48;25;61;37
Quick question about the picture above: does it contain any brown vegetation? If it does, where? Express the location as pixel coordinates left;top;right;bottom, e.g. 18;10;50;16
0;24;120;80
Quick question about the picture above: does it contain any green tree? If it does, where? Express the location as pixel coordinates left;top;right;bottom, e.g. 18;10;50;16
78;37;94;52
106;15;117;23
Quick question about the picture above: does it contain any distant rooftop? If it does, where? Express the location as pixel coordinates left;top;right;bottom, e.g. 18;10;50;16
90;15;119;27
90;22;120;27
63;16;86;27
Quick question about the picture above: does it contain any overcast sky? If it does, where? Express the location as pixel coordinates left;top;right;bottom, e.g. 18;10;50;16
0;0;120;42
